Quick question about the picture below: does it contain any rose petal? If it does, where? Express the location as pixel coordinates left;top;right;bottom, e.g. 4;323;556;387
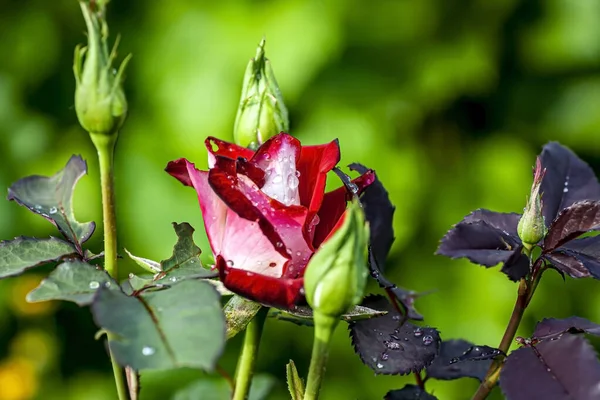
208;168;312;278
251;133;302;207
217;256;305;309
296;139;341;212
205;136;255;168
312;171;376;248
166;158;287;276
165;159;227;254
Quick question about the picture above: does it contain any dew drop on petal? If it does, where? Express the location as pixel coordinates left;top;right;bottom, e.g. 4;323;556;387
276;242;283;248
89;281;100;289
272;175;283;184
296;251;301;256
226;260;234;267
287;174;300;189
268;262;277;267
142;346;155;356
295;170;301;177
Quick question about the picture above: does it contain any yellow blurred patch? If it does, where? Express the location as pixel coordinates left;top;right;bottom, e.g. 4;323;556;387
10;275;56;317
0;357;38;400
10;330;57;373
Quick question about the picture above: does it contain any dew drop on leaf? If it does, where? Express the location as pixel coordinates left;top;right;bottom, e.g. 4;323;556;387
422;335;434;346
142;346;155;356
49;206;58;214
89;281;100;289
414;328;423;337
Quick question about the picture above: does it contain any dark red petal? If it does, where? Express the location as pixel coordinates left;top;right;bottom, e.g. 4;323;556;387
236;157;265;187
251;133;301;168
217;256;305;309
312;171;376;248
208;168;312;278
296;139;341;212
165;158;194;187
205;136;255;166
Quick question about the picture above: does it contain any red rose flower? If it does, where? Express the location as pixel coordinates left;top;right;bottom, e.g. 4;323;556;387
165;133;374;309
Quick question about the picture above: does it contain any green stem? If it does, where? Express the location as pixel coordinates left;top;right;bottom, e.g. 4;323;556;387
471;269;543;400
303;312;338;400
90;132;128;400
233;306;269;400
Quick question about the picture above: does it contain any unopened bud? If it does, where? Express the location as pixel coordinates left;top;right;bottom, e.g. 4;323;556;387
518;157;547;248
304;200;370;318
233;39;289;150
73;0;131;136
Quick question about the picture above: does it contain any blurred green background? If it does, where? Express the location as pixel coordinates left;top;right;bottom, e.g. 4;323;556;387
1;0;600;399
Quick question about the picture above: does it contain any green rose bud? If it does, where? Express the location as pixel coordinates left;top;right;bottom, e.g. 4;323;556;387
304;200;370;318
518;157;547;249
233;39;289;150
73;0;131;137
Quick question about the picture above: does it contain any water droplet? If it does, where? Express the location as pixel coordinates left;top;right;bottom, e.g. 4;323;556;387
128;273;135;279
347;182;359;194
414;328;423;337
264;153;271;160
376;363;384;369
34;204;42;210
142;346;155;356
384;341;402;350
268;262;277;267
299;287;306;295
389;334;400;341
89;281;100;289
287;174;300;189
49;206;58;214
403;337;409;341
276;242;284;248
563;188;568;193
226;260;234;267
272;175;283;184
246;271;254;276
422;335;433;346
296;251;301;256
546;367;552;372
189;260;195;264
104;281;111;288
170;277;177;282
381;352;389;361
295;170;301;177
392;315;400;321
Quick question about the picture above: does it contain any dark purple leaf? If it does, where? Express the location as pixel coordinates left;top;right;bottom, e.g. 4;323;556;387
540;142;600;226
385;385;438;400
544;201;600;252
545;236;600;279
349;295;440;375
349;163;395;270
368;250;424;320
533;316;600;339
543;252;591;279
7;155;95;251
426;340;500;382
463;209;522;238
500;334;600;400
436;216;530;281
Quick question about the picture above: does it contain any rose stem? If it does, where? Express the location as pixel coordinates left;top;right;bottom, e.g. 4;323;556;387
303;312;337;400
233;306;269;400
471;264;543;400
91;132;129;400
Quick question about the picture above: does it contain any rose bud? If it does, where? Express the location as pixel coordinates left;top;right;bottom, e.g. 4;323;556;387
303;199;370;318
518;157;547;249
73;0;131;136
233;39;289;150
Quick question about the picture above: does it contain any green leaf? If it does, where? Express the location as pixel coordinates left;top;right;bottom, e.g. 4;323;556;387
269;304;388;326
172;375;275;400
286;360;304;400
224;295;263;339
0;236;78;278
26;260;116;305
7;155;95;250
92;280;225;371
124;248;161;274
